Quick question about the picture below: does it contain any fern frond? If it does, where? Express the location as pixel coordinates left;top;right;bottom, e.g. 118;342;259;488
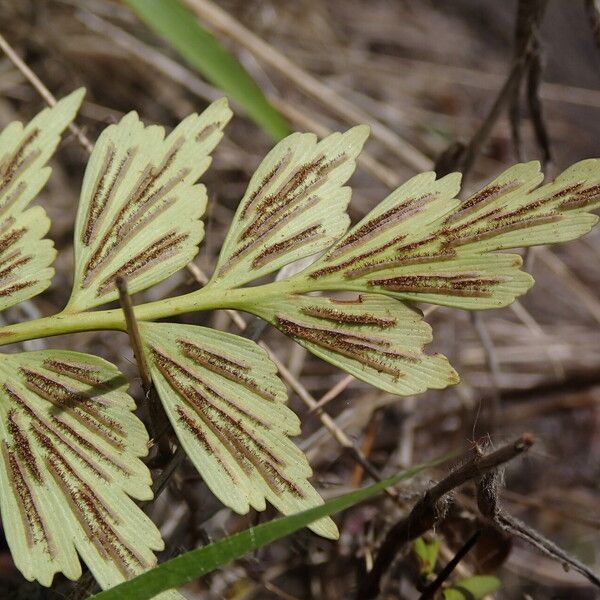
141;322;338;539
210;125;369;288
0;89;84;310
0;351;160;587
253;292;459;395
304;161;599;309
67;98;232;311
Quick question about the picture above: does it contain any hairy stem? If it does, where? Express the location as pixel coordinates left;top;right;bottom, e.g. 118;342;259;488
357;434;535;599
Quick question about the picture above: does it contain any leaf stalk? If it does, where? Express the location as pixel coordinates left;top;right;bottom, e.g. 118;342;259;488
0;277;319;346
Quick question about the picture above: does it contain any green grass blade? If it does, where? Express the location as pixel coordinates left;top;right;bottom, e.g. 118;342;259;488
89;460;442;600
124;0;291;139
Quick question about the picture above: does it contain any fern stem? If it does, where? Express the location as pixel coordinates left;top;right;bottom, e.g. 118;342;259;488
0;280;301;346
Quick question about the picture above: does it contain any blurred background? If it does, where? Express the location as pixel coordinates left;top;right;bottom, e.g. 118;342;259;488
0;0;599;598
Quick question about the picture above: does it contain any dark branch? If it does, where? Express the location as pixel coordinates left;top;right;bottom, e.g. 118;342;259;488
418;530;482;600
434;0;550;179
477;470;600;588
585;0;600;49
356;434;535;599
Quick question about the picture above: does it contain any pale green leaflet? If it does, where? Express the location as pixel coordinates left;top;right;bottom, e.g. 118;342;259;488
0;89;83;310
0;91;598;594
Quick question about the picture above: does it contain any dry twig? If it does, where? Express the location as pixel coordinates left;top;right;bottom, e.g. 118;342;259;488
477;470;600;587
357;434;535;599
182;0;432;171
